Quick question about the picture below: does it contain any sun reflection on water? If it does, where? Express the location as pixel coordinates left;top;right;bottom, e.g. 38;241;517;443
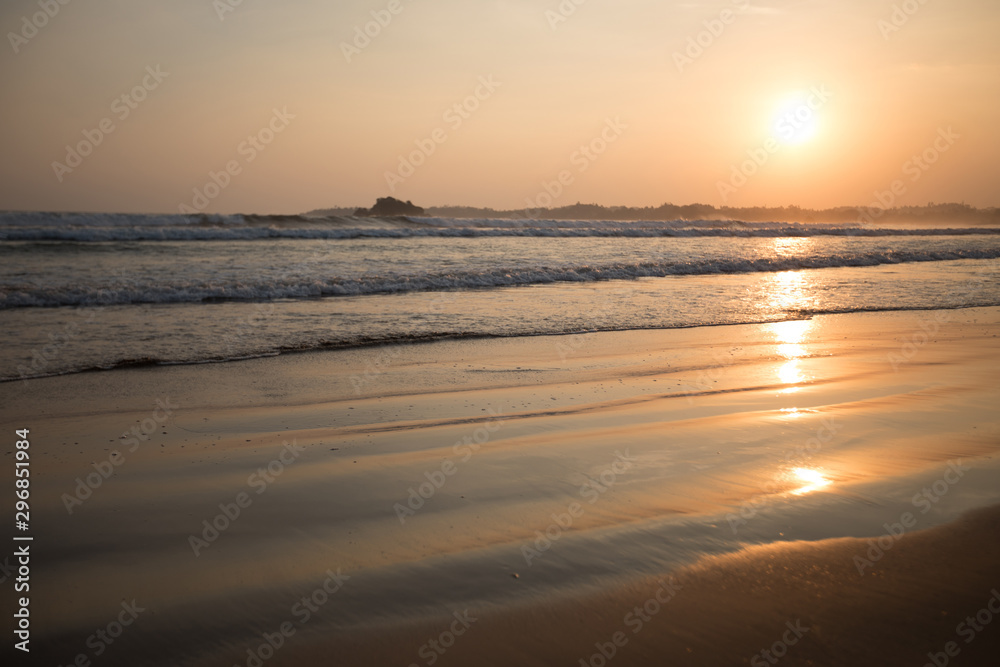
766;269;807;312
758;262;823;318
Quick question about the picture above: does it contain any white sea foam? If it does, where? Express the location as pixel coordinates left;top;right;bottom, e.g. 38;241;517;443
4;248;1000;309
2;211;998;242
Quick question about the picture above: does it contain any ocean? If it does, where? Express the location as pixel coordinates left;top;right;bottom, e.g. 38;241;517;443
2;211;999;382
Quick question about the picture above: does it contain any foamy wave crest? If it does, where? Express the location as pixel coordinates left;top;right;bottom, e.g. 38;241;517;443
4;248;1000;309
0;211;357;241
2;211;999;241
0;210;246;227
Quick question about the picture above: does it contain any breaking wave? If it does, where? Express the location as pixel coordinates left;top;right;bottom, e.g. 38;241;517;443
5;248;1000;308
2;211;999;242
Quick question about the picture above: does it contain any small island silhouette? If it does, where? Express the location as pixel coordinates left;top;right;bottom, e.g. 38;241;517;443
354;197;425;217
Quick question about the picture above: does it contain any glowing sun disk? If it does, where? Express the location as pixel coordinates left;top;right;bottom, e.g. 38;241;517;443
772;93;822;145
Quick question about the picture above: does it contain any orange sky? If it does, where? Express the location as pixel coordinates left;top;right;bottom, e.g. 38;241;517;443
1;0;998;214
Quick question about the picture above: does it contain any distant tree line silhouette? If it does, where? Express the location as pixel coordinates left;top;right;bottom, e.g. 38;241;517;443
307;202;999;225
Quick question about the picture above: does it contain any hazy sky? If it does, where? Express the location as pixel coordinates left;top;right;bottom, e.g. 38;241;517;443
1;0;998;214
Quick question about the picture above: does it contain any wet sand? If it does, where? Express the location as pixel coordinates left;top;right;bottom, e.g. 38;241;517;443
2;307;999;666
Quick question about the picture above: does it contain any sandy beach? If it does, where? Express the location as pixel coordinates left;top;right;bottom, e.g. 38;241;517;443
4;0;999;663
1;306;998;665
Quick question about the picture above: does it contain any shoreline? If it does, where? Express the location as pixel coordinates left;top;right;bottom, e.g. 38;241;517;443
2;306;998;665
3;299;999;384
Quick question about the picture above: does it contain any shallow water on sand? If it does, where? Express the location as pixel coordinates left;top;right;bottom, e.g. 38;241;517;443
4;308;999;666
2;257;998;380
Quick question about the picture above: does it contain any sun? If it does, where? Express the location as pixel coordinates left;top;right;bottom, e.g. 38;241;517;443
771;92;823;146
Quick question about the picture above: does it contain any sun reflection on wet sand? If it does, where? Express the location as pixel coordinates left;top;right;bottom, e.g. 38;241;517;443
778;360;804;391
767;318;814;392
790;467;832;495
777;342;806;359
769;319;813;347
